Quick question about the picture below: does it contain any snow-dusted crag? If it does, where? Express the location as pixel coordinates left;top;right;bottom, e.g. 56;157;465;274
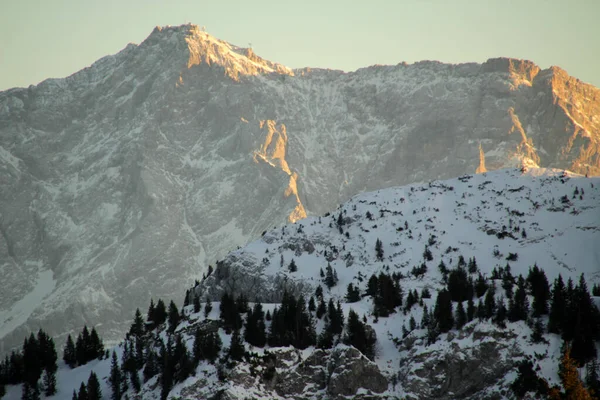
3;167;599;400
1;24;599;352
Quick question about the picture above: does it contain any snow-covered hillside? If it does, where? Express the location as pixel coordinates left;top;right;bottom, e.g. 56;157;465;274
1;22;600;355
3;168;599;400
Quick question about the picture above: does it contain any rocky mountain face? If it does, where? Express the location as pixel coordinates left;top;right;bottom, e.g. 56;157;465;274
0;23;599;353
3;167;599;400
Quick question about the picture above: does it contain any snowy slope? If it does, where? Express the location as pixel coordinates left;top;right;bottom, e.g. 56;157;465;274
5;167;598;400
1;23;600;354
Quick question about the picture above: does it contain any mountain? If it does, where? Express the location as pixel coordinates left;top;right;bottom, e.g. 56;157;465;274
1;23;599;353
3;167;599;399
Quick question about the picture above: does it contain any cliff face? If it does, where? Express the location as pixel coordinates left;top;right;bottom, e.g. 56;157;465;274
0;24;598;352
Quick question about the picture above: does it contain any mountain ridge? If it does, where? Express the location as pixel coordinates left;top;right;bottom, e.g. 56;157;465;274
0;23;599;355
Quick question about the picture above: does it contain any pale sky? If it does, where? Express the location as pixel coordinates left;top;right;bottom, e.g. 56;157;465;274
0;0;599;90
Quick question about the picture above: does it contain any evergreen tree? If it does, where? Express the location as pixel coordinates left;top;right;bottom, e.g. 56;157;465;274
366;274;379;296
447;267;471;302
22;333;42;398
245;302;267;347
455;301;467;329
87;371;102;400
433;289;454;333
167;301;180;334
204;297;212;319
375;238;384;261
75;333;86;366
468;257;478;274
147;299;156;328
483;284;497;319
228;329;245;362
173;335;193;383
143;348;159;382
508;276;529;322
316;298;327;319
154;299;167;326
527;264;550;317
343;309;376;359
345;283;360;303
64;334;77;368
193;295;201;313
585;358;600;399
466;297;475;322
77;382;88;400
89;328;104;360
109;351;122;400
219;292;242;333
548;275;566;334
129;308;145;338
570;274;598;366
308;296;316;312
288;258;298;273
38;330;57;396
530;319;546;344
72;390;78;400
494;300;507;329
160;338;173;400
324;263;338;288
474;273;488;298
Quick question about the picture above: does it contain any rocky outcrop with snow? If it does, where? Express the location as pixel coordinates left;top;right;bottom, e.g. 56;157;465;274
1;23;599;352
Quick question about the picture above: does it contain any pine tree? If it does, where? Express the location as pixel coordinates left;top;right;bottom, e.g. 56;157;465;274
346;283;360;303
455;301;467;329
22;333;42;397
466;297;475;322
72;390;78;400
433;289;454;333
89;328;104;360
548;275;566;334
38;330;57;396
508;276;529;322
308;296;316;312
87;371;102;400
193;295;201;313
316;298;327;319
63;334;77;368
109;351;122;400
343;309;376;359
173;335;192;383
228;328;245;362
494;300;507;328
288;259;298;272
154;299;167;326
143;348;159;382
77;382;88;400
167;301;180;333
130;308;145;337
483;284;496;319
585;358;600;399
324;263;338;288
204;297;212;319
375;238;384;261
147;299;156;328
570;274;598;366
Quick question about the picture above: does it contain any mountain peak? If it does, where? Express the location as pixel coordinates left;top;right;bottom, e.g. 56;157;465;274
143;23;293;80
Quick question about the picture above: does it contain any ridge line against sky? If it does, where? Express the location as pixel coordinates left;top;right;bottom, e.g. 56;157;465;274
0;0;598;90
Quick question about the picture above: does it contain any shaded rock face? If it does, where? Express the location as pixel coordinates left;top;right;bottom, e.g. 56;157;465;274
0;23;599;352
230;346;388;399
399;326;521;400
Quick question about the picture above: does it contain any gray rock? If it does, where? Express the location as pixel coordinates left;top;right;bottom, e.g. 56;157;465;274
1;23;599;352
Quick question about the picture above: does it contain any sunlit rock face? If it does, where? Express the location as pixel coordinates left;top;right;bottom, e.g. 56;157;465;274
0;24;598;352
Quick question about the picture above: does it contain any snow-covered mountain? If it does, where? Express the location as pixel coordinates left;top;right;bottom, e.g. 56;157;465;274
1;23;599;353
3;167;599;400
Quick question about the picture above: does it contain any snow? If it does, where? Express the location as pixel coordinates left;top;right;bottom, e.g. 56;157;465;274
0;269;56;339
